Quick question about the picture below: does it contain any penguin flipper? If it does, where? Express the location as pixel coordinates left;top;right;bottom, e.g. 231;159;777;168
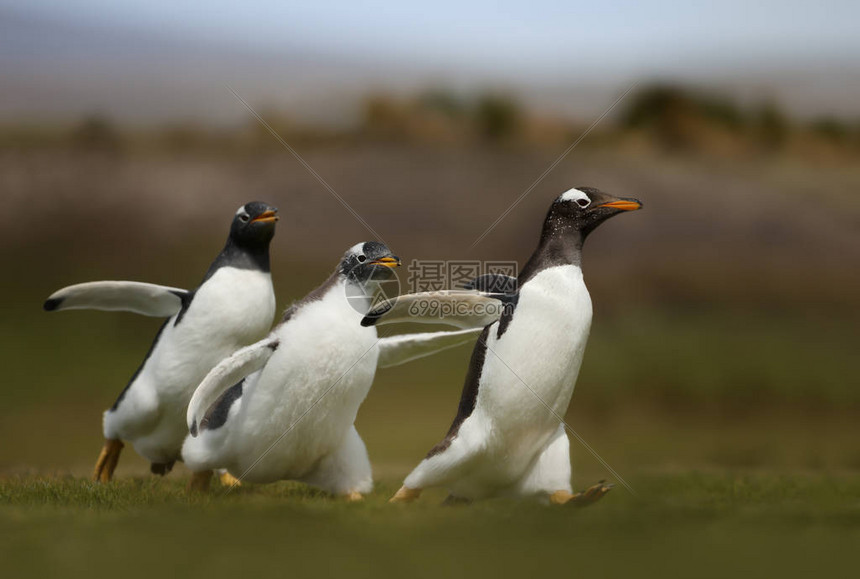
377;328;483;368
44;281;189;317
361;291;504;329
462;273;518;296
187;335;280;436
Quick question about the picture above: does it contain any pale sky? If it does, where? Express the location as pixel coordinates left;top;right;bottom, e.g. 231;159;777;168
5;0;859;74
2;1;858;123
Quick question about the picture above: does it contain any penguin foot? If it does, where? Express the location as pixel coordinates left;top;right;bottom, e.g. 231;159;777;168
441;494;472;507
92;439;124;483
218;471;242;487
574;480;615;506
550;480;614;506
389;486;422;503
342;491;364;502
187;470;213;493
150;461;175;476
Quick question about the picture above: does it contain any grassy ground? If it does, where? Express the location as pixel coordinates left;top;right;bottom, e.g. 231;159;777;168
2;473;859;578
3;280;858;578
3;304;858;577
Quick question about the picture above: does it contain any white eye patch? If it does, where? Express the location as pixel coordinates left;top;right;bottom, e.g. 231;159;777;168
559;188;590;207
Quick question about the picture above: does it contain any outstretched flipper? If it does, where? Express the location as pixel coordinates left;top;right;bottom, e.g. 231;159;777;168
361;291;505;329
187;335;280;436
44;281;189;317
377;328;482;368
462;273;518;299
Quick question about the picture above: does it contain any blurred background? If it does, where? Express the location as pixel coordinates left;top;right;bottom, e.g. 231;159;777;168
1;0;858;483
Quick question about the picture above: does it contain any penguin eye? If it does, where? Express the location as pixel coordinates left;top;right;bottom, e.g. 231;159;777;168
239;214;250;223
576;198;590;208
358;255;367;263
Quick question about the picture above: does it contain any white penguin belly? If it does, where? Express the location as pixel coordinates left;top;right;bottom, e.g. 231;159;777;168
226;293;379;483
108;267;275;459
149;268;275;404
478;265;592;474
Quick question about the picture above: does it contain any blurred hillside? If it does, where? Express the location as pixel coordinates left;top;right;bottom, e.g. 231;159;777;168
2;85;859;314
4;84;860;154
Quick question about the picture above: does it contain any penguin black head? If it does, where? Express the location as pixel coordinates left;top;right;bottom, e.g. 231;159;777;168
230;201;279;249
519;186;641;283
546;187;642;239
339;241;401;286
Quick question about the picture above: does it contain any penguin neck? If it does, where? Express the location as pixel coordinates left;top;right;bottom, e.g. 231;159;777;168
202;237;271;283
518;220;583;286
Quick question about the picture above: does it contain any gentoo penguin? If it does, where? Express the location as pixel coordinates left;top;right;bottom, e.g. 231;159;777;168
44;202;279;482
181;242;484;498
384;187;642;505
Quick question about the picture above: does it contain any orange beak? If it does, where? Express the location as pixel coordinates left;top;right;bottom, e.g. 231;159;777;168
251;210;279;223
370;256;401;268
597;200;642;211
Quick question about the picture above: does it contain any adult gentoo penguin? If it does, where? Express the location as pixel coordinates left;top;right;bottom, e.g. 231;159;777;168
385;187;642;504
44;202;279;482
181;242;483;498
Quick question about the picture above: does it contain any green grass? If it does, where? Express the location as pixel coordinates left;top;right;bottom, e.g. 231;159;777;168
4;260;858;578
2;473;859;578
